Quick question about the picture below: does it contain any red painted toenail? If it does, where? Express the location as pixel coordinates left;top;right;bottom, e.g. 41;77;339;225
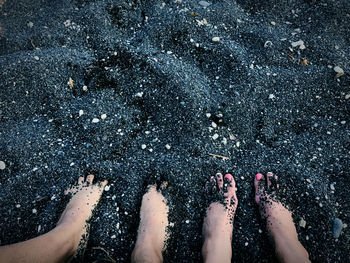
224;174;233;180
256;173;263;180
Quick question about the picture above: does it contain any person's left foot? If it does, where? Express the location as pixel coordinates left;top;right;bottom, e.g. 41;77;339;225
57;175;108;254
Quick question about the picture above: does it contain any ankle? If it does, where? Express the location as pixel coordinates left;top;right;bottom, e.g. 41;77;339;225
273;234;310;263
54;223;82;254
132;242;162;263
202;234;232;263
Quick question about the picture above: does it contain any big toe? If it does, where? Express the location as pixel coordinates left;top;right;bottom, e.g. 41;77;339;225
224;174;238;206
254;173;265;204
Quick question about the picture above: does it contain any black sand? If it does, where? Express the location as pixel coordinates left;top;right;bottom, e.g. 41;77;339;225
0;0;349;262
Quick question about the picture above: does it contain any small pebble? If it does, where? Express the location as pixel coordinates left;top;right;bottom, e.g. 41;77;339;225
199;1;211;7
211;122;217;128
135;92;144;97
340;121;346;125
212;37;220;42
125;211;128;215
333;218;343;238
299;218;306;228
271;21;276;25
79;110;84;116
212;134;219;140
236;141;240;147
34;56;40;61
32;209;37;214
111;235;116;239
92;118;99;123
104;185;110;191
229;134;236;140
258;229;263;233
185;220;190;223
165;144;171;150
222;137;227;145
83;85;88;92
206;113;211;118
117;222;120;229
27;22;34;28
319;203;323;208
330;183;335;191
101;114;107;120
245;242;248;246
345;94;350;100
16;204;21;208
0;161;6;170
141;144;147;149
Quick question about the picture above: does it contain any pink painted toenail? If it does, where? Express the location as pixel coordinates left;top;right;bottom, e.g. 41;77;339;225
256;173;263;180
224;174;233;180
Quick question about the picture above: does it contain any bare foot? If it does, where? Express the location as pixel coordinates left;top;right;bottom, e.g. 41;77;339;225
0;175;107;263
202;173;238;263
255;172;310;263
57;175;108;254
131;184;169;263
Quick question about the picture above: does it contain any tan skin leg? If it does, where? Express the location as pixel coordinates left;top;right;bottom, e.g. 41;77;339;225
255;172;311;263
202;173;238;263
0;175;107;263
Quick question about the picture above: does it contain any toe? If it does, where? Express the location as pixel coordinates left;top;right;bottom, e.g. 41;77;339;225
210;176;217;192
223;174;235;196
160;181;168;190
254;173;265;203
101;180;108;188
86;174;94;184
216;173;224;190
78;176;84;185
274;174;279;189
266;172;273;188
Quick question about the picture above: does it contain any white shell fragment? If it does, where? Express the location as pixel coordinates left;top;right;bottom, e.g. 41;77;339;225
92;118;100;123
291;40;306;49
212;37;220;42
334;66;344;78
212;134;219;140
101;114;107;120
0;161;6;170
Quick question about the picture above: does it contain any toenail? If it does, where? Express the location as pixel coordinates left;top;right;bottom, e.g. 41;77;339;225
256;173;263;180
224;174;233;180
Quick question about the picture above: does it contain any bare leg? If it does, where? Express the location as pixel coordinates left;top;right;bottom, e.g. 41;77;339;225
0;175;107;263
131;185;169;263
202;173;238;263
255;172;310;263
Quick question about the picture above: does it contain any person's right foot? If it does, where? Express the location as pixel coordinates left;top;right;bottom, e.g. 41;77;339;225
202;173;238;263
254;172;310;263
131;184;169;263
